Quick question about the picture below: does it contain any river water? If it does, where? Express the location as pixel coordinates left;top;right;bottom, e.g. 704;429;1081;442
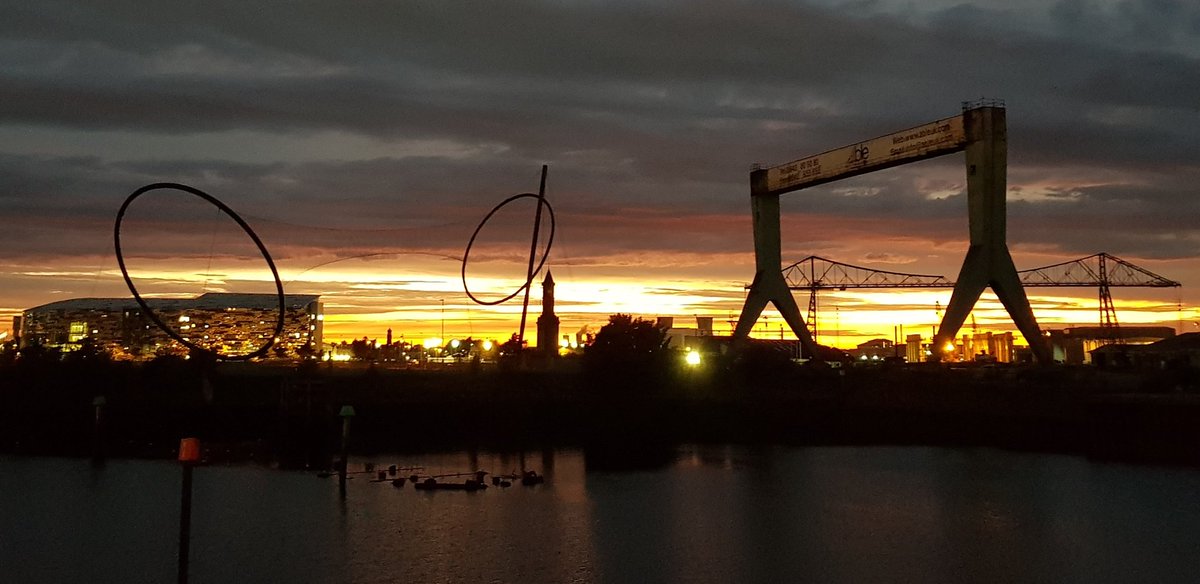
3;446;1200;583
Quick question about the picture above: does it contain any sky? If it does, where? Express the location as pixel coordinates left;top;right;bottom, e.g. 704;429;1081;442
1;0;1198;349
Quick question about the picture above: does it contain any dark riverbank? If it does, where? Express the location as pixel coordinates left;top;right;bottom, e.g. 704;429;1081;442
3;357;1199;468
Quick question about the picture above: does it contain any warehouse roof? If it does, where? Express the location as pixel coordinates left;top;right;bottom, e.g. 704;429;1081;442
26;293;319;313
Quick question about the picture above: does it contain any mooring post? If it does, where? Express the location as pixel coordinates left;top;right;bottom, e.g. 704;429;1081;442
338;405;355;492
178;437;200;584
91;395;106;460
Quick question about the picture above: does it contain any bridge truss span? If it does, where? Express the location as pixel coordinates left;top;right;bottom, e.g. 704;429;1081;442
780;256;953;342
1018;252;1180;289
1018;252;1180;333
777;252;1181;344
782;256;953;290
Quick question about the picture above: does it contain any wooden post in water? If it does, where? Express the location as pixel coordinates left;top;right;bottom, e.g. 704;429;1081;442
178;437;200;584
91;395;106;460
338;405;355;493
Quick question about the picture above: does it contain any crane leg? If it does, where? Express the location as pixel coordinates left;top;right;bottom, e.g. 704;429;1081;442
934;246;988;361
734;270;820;358
990;249;1052;363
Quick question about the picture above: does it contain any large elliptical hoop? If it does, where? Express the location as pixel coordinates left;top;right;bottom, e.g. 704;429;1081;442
461;193;556;306
114;182;286;361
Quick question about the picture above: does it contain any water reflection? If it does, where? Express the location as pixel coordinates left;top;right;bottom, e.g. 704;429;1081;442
4;447;1200;583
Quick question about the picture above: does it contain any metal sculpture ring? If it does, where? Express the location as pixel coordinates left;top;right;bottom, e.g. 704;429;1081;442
113;182;285;361
461;193;556;306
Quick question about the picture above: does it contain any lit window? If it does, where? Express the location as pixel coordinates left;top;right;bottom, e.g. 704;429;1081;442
68;321;87;343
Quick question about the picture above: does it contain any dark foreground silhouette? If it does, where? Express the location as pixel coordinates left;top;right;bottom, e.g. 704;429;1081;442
2;353;1199;469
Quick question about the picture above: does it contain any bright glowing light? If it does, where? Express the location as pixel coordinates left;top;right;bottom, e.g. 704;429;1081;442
450;339;461;349
423;337;442;349
685;350;701;366
482;340;494;351
943;342;955;353
559;338;570;348
178;315;190;323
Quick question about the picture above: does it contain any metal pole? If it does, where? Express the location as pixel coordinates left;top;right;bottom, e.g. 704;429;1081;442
178;464;193;584
518;165;548;345
177;438;200;584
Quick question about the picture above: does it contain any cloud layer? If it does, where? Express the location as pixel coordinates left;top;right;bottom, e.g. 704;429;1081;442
1;0;1197;340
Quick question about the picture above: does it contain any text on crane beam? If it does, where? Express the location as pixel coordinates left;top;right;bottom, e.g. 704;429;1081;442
762;114;968;195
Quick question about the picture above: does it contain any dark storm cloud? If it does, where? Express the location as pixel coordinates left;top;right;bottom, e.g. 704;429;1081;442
4;1;1196;158
1;0;1198;265
1010;170;1200;260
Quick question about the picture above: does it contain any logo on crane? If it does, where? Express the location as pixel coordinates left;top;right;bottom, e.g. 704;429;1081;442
847;143;870;165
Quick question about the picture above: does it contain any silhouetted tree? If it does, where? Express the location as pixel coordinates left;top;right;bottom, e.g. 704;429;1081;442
497;333;525;371
63;337;111;365
0;341;15;367
350;337;377;362
498;333;524;357
584;314;670;390
17;341;60;365
296;343;318;361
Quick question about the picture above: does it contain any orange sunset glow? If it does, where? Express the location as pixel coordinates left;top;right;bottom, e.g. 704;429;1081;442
2;238;1194;351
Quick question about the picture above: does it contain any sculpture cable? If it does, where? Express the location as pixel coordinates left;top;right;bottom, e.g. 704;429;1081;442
114;182;285;361
460;193;556;306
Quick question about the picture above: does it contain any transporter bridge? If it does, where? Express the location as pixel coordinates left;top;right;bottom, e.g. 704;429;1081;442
779;253;1180;344
1018;252;1180;336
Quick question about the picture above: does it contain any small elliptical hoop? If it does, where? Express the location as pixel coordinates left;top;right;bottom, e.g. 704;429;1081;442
461;193;556;306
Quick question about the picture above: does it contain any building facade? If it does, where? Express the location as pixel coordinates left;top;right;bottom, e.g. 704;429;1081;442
1048;326;1174;365
19;293;322;360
